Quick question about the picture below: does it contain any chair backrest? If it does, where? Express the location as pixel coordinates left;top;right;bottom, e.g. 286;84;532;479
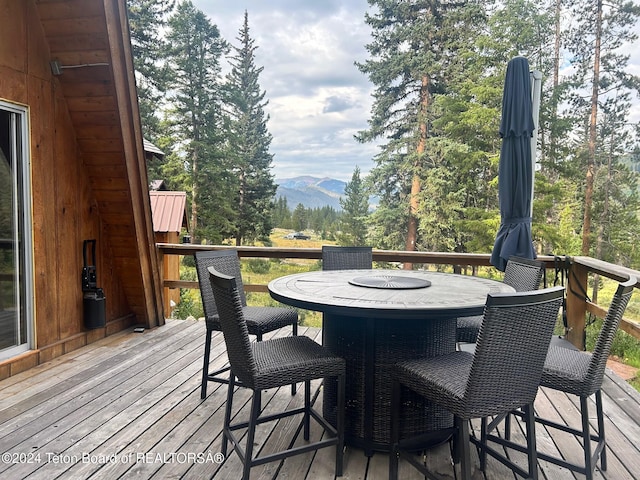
207;266;257;387
322;246;373;271
585;276;636;392
465;286;564;417
503;256;545;292
194;249;247;320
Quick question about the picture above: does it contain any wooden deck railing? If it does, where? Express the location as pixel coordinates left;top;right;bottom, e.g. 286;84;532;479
156;244;640;350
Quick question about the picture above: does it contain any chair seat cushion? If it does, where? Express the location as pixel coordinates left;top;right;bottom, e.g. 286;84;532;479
206;306;298;335
395;352;473;418
251;336;345;390
542;346;593;396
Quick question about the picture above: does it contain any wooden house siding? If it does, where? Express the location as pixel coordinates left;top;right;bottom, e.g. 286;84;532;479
0;0;164;379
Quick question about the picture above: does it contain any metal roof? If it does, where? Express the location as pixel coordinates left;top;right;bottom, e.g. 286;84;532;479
143;139;165;157
149;191;188;233
149;179;168;191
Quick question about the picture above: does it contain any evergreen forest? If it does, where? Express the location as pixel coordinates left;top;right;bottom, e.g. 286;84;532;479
127;0;640;269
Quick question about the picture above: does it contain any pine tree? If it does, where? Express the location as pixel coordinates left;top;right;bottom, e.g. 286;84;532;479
127;0;174;181
291;204;308;232
164;0;231;243
338;166;369;246
474;0;560;256
272;196;291;228
564;0;640;255
224;12;277;246
592;93;640;265
357;0;486;258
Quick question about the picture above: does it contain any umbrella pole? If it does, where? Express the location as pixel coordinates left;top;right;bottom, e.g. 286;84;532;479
529;70;542;218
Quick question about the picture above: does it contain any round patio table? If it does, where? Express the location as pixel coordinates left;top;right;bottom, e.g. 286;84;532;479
268;269;514;455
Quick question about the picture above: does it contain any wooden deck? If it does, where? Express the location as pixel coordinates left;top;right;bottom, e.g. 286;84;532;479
0;319;639;479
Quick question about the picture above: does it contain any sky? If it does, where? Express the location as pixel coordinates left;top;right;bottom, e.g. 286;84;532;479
192;0;377;181
192;0;640;182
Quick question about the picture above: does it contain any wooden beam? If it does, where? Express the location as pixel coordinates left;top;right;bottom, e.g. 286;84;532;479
157;243;560;267
566;262;589;349
104;0;164;327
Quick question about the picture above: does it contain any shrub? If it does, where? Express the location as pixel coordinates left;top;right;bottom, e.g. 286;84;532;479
172;288;203;320
246;258;271;274
182;255;195;268
586;317;640;368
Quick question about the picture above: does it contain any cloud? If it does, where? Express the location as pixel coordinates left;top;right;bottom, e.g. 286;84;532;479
323;95;358;113
192;0;377;181
192;1;640;180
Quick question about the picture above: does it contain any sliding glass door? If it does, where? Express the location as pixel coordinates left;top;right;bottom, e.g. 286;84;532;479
0;102;33;360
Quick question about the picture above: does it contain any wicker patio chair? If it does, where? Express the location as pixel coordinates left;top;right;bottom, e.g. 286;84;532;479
194;249;298;399
456;255;545;344
321;245;373;270
390;286;564;480
526;276;635;480
208;267;346;480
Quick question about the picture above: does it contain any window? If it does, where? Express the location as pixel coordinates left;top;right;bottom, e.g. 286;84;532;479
0;102;34;360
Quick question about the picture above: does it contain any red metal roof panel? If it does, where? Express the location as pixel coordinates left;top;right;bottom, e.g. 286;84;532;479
149;191;188;233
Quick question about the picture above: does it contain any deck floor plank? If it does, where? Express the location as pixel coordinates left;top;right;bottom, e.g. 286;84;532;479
63;349;208;479
554;377;638;479
1;323;205;479
0;326;145;403
0;320;197;426
529;388;581;479
0;319;639;479
593;380;640;477
0;320;189;418
0;322;202;476
535;383;601;478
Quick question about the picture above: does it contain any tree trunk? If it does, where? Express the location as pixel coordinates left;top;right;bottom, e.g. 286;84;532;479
592;117;615;303
581;0;603;256
549;0;562;170
404;74;429;268
236;172;245;246
190;151;198;244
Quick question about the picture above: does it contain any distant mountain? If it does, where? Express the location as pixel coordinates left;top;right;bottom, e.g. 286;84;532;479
276;176;346;210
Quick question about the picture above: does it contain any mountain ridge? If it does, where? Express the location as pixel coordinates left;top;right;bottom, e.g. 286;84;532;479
275;176;346;210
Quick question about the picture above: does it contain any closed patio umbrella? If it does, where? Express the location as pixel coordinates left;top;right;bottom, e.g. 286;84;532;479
490;56;537;272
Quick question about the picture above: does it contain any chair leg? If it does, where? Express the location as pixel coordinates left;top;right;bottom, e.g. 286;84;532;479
458;416;472;480
291;322;298;396
479;417;487;471
242;389;261;480
201;327;235;398
504;411;512;440
581;396;594;480
222;373;235;458
595;390;606;472
523;403;539;480
254;333;265;409
388;377;401;480
520;392;604;478
304;380;311;441
201;326;213;399
451;420;460;465
336;372;345;477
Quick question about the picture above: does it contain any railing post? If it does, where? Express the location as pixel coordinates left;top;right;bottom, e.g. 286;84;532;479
157;247;171;319
566;261;588;350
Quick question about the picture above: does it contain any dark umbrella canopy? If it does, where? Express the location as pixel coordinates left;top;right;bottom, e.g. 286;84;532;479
490;56;536;272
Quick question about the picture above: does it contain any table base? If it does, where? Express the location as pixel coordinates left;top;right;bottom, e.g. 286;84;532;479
322;313;456;454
